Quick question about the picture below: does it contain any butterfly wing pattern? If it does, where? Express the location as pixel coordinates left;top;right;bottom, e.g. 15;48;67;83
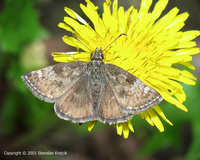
22;61;97;123
95;73;133;124
22;61;88;102
103;64;163;114
54;74;96;123
22;49;163;124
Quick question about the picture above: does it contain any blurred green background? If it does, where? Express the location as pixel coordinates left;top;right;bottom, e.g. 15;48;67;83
0;0;200;160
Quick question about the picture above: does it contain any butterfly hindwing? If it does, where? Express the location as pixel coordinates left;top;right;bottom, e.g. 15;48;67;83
21;61;88;102
54;74;95;123
95;74;132;124
104;64;163;113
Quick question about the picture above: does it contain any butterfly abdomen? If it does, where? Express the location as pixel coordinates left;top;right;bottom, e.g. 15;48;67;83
90;61;103;108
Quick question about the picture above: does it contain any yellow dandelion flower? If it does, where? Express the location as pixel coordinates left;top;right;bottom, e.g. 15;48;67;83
52;0;200;139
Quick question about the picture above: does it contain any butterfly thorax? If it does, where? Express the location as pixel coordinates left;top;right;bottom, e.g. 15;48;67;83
90;47;104;84
90;48;104;108
90;60;103;84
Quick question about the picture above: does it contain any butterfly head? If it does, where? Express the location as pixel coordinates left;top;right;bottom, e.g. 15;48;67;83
90;48;104;61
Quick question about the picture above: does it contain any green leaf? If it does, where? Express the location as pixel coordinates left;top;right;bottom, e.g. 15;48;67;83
0;0;48;53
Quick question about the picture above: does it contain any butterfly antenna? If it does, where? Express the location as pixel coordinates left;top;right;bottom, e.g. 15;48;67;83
102;33;126;52
68;35;92;52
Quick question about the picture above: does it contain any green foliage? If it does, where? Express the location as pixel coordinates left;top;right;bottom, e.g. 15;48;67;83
0;0;47;53
137;81;200;160
0;0;48;139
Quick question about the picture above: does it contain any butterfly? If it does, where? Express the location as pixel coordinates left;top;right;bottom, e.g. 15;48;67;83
22;46;163;125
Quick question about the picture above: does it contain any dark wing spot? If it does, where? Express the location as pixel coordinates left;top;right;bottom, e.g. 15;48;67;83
53;65;64;74
125;75;136;84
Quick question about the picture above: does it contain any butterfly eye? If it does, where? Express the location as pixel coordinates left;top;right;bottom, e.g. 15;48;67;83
90;52;94;59
100;53;104;60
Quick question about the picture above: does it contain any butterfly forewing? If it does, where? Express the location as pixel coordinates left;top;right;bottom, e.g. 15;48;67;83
22;61;88;102
104;64;163;113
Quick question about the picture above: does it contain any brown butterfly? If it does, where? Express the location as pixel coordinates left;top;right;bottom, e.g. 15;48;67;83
22;34;162;124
